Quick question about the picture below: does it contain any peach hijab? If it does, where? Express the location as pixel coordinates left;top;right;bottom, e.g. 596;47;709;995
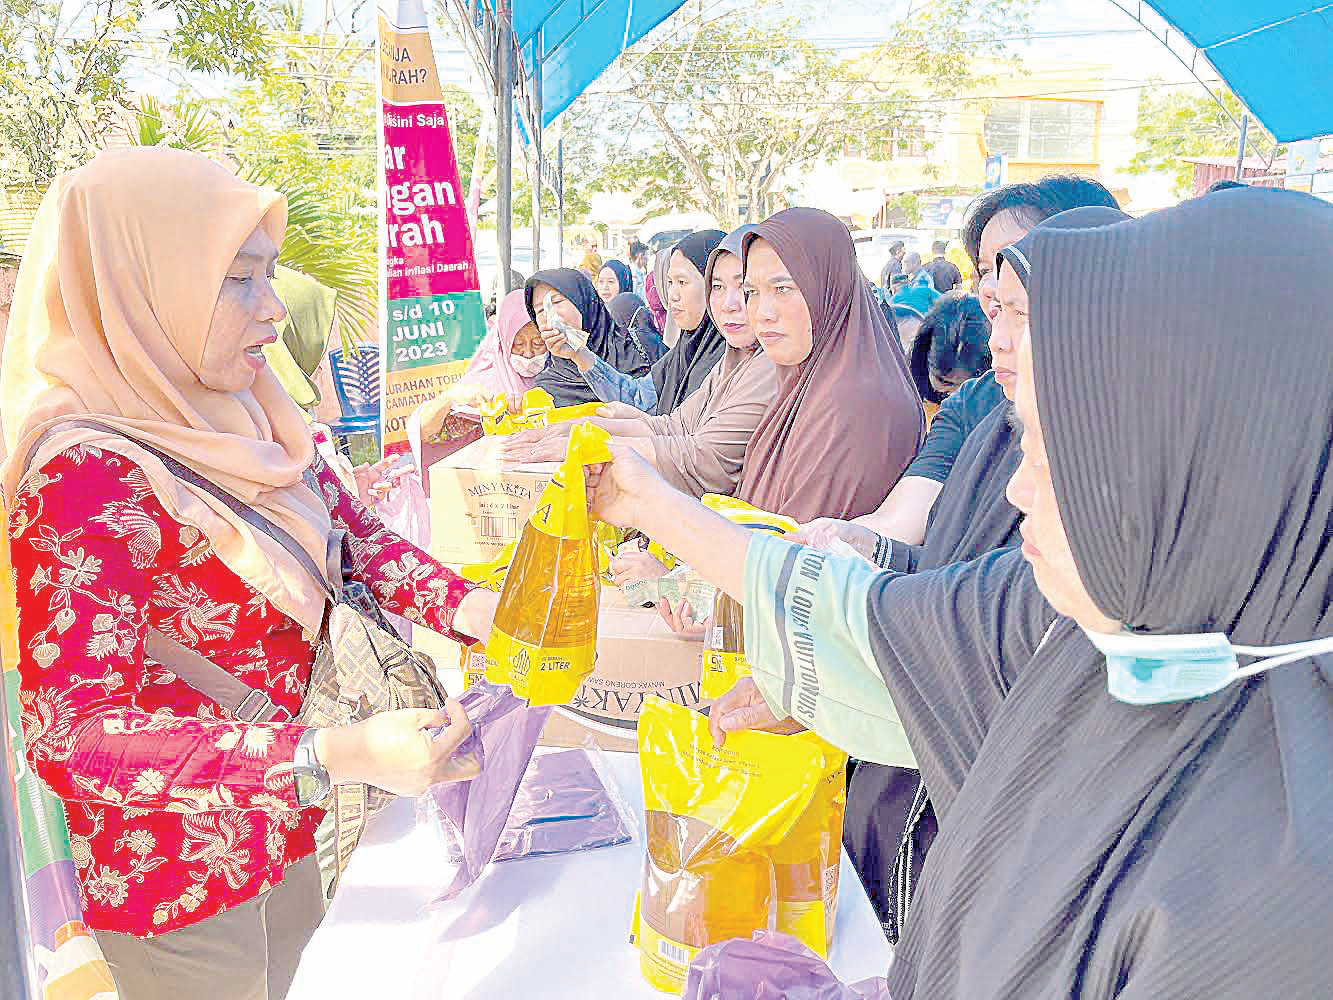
1;147;332;635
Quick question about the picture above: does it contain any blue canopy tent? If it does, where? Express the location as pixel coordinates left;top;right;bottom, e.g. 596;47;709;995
445;0;1332;291
515;0;688;129
1139;2;1333;143
445;0;686;284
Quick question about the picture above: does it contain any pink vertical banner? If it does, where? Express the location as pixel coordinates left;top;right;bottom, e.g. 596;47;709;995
378;0;488;453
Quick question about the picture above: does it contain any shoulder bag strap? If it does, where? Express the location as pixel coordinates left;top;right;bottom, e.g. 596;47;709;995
144;630;291;723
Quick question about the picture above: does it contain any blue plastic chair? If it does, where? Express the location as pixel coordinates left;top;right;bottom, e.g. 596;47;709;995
328;344;381;452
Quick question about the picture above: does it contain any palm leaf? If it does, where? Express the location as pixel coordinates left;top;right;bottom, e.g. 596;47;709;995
129;97;222;154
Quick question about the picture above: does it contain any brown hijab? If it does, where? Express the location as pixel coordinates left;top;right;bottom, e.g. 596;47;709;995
736;208;923;521
1;147;332;634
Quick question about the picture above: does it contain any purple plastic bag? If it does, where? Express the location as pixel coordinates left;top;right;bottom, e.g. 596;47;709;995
492;749;634;862
427;682;551;900
683;931;893;1000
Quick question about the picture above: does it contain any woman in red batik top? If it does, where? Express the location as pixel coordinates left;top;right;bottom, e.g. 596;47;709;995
2;148;500;1000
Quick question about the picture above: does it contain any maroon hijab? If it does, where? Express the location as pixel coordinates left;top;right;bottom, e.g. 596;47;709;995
737;208;923;521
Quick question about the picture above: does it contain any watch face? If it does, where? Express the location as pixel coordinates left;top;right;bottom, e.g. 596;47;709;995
295;769;326;807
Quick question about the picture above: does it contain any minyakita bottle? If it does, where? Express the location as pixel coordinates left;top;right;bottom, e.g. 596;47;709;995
485;423;611;705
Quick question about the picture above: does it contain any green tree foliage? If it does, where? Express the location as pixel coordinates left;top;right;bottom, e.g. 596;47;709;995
131;95;222;149
0;0;268;187
441;85;482;194
587;0;1031;226
1129;86;1280;197
885;192;922;227
206;1;377;341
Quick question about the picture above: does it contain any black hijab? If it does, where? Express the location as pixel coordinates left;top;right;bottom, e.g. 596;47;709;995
600;259;633;294
524;268;651;406
607;292;667;363
874;188;1333;998
648;229;727;415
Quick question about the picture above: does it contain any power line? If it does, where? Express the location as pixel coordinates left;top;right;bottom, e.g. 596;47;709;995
582;78;1210;107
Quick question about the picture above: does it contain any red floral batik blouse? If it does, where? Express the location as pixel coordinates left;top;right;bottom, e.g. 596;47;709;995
11;443;474;937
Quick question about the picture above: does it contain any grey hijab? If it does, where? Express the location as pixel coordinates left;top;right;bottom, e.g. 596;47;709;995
874;188;1333;998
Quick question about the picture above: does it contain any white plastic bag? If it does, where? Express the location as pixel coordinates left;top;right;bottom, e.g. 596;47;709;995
374;468;431;548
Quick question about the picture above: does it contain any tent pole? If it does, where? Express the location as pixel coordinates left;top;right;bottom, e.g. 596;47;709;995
557;138;565;268
1234;113;1249;180
496;0;513;294
531;35;542;275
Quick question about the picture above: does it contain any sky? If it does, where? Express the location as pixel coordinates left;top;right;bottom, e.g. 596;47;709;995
105;0;1230;140
798;0;1211;82
433;0;1227;117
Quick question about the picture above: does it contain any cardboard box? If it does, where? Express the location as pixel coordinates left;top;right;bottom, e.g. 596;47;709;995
428;436;558;564
538;588;709;752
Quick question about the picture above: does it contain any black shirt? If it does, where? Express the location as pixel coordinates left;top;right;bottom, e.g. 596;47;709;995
880;256;904;288
923;256;963;293
903;372;1006;483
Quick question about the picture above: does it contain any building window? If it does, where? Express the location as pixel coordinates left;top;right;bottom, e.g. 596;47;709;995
983;103;1023;158
879;125;927;160
984;100;1097;161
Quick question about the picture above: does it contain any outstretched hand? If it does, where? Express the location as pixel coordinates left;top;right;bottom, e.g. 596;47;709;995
499;424;568;464
539;320;585;360
609;550;671;586
585;443;666;530
708;677;807;747
657;598;708;640
597;401;643;421
789;518;879;560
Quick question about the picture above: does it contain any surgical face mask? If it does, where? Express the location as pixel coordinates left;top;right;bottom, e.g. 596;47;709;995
1082;627;1333;705
510;352;548;378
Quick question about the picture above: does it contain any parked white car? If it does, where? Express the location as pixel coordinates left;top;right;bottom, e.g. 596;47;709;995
638;211;721;252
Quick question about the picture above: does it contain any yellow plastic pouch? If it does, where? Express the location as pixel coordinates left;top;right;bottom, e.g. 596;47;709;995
459;541;518;591
697;496;798;701
482;388;556;435
701;493;800;535
480;394;512;435
635;699;825;994
701;590;748;702
484;423;612;706
593;522;627;585
544;401;604;425
769;738;848;957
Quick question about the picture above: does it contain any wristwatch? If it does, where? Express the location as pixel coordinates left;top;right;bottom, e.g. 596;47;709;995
293;730;332;807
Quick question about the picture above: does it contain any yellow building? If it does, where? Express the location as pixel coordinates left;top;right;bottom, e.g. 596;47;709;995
800;57;1147;229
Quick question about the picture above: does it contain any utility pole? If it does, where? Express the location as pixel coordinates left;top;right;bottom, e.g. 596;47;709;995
531;33;543;275
496;0;513;294
557;137;565;268
1234;113;1250;180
